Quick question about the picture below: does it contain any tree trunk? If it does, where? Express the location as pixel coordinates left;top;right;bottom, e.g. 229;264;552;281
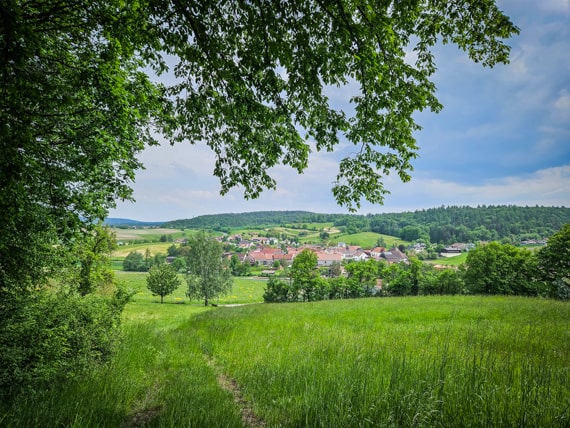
161;295;164;304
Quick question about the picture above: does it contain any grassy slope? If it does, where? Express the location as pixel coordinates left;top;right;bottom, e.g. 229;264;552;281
192;297;569;427
6;269;568;427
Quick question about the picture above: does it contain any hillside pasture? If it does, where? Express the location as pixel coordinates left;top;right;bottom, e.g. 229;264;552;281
5;295;567;427
112;227;186;242
332;231;407;249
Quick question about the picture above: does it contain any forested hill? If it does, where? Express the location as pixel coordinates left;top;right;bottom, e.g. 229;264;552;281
163;206;569;243
163;211;336;229
364;205;570;243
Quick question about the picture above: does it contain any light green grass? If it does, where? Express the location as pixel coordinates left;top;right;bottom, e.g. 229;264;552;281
116;271;267;308
331;231;407;249
3;288;568;427
427;252;469;267
190;296;569;427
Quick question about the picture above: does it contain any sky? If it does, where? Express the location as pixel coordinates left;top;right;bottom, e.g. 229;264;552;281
109;0;570;222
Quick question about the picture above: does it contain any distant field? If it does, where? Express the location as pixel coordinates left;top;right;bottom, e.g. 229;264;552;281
332;231;407;248
112;242;174;258
112;227;186;242
428;252;469;267
116;271;267;306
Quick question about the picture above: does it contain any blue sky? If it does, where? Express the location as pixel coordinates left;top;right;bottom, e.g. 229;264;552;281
109;0;570;222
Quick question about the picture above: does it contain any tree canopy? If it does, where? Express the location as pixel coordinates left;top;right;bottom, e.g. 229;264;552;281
1;1;519;290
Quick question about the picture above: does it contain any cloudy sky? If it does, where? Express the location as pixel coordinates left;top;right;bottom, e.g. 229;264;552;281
109;0;570;222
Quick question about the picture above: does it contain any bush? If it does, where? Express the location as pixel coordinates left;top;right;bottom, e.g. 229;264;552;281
122;251;148;272
263;278;292;302
0;288;129;400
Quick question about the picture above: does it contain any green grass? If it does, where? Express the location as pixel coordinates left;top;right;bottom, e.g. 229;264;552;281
116;271;267;307
331;231;408;249
191;297;569;427
3;288;568;427
427;252;469;267
112;227;188;242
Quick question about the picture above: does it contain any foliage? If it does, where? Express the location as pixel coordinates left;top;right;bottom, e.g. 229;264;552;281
537;223;570;299
146;264;182;304
463;242;541;296
0;287;130;400
122;251;148;272
376;258;465;296
186;232;233;306
72;225;117;296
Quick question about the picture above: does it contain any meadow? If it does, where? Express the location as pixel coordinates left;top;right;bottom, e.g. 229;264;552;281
3;272;568;427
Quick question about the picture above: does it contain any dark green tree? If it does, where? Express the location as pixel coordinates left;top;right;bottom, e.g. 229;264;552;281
463;243;539;296
72;225;117;296
123;251;147;272
537;224;570;300
186;231;232;306
290;249;320;301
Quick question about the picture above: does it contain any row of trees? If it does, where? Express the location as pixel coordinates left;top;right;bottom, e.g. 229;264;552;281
264;225;570;302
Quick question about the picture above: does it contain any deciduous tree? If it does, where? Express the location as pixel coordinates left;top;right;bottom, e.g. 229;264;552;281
537;224;570;300
186;232;232;306
463;243;538;296
146;264;181;304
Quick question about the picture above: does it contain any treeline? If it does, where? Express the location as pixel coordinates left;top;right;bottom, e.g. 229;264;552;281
163;211;338;230
163;206;570;245
365;205;570;243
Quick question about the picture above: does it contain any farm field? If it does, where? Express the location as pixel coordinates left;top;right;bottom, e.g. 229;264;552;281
333;231;406;248
5;278;568;427
112;227;187;242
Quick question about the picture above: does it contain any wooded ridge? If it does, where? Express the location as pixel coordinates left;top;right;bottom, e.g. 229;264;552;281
162;205;570;244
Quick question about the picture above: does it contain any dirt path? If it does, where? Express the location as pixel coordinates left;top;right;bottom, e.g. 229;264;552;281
207;358;266;428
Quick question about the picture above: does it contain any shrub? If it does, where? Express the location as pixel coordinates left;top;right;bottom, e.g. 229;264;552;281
0;288;129;400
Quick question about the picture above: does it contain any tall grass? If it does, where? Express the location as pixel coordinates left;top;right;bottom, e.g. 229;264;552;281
1;307;245;428
189;296;569;427
2;279;568;427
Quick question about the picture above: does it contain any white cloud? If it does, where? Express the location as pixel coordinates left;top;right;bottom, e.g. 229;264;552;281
369;166;570;212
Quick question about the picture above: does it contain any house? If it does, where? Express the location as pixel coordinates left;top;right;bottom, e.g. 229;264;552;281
439;247;462;257
273;252;294;267
315;251;342;267
352;250;369;262
381;248;408;264
248;251;275;266
370;246;385;258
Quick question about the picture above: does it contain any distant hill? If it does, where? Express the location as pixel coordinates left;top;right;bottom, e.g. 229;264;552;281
104;218;164;227
163;211;338;229
161;205;570;244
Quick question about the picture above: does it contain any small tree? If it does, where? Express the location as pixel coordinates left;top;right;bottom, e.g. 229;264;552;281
290;249;319;301
146;264;181;304
186;231;233;306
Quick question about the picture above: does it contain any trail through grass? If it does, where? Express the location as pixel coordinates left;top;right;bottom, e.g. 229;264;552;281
2;272;568;428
